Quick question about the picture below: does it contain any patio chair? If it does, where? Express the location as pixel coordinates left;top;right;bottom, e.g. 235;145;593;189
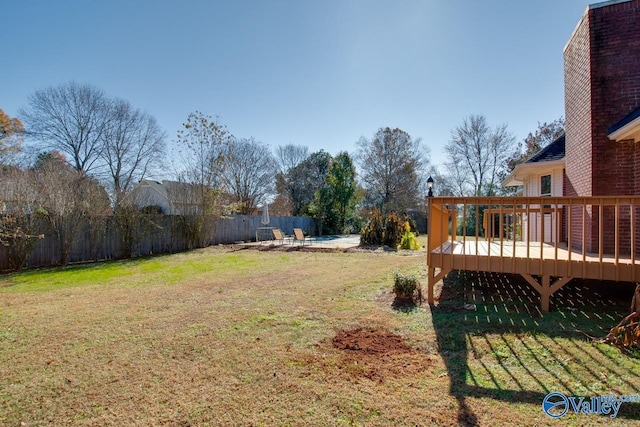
272;229;291;245
293;228;313;245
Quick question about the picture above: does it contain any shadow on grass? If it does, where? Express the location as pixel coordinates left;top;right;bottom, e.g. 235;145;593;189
432;270;640;425
391;296;421;313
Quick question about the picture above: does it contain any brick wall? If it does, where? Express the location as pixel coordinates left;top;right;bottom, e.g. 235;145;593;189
564;0;640;253
589;0;640;197
564;10;596;250
591;0;640;254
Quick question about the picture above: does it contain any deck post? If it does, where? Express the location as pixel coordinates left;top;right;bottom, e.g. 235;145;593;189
427;266;449;305
541;275;550;312
428;266;435;304
522;274;573;312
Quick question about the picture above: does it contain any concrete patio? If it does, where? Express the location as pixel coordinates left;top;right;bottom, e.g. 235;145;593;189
249;234;361;249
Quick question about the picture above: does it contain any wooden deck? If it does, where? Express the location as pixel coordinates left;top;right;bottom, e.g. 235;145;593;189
426;196;640;311
432;240;640;281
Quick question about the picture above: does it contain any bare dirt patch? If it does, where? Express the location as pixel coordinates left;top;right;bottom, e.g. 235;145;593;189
332;327;412;354
291;327;434;383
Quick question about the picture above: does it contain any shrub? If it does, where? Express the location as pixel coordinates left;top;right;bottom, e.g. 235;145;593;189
360;210;412;247
114;204;142;259
402;213;419;236
1;212;44;271
383;212;404;247
360;208;384;245
393;272;421;302
399;230;420;250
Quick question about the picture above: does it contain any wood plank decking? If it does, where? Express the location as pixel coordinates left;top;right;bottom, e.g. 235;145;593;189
431;240;640;282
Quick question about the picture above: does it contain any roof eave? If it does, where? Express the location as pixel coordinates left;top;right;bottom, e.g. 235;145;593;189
608;115;640;142
502;164;524;188
502;159;565;188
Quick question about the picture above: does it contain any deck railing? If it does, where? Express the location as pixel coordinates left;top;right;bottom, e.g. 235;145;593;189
427;196;640;283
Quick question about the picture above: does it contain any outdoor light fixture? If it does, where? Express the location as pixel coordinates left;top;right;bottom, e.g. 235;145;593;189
427;176;434;197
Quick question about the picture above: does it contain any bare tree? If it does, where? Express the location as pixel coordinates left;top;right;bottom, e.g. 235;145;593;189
101;99;166;205
32;152;110;265
356;127;429;215
173;112;232;248
167;179;226;249
272;144;309;216
506;117;565;172
0;166;44;270
176;111;230;190
21;82;111;174
218;137;276;214
276;144;309;174
444;115;516;196
432;166;471;197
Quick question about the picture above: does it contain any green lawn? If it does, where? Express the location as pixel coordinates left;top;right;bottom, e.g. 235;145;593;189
1;246;639;426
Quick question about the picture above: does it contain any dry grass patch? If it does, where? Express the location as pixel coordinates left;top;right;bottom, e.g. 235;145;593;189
2;247;640;425
1;247;436;426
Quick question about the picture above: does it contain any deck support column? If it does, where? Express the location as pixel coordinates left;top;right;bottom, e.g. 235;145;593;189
427;266;450;305
428;267;435;304
541;275;551;312
521;274;574;312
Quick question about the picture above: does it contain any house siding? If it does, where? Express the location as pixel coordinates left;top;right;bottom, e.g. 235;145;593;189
520;168;564;198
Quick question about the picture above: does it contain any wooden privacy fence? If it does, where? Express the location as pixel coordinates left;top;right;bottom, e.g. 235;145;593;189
427;196;640;311
0;215;315;271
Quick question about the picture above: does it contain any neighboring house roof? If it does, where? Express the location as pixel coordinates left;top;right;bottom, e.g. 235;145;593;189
503;134;566;187
524;134;565;163
138;179;167;199
128;180;237;214
137;179;194;202
608;105;640;142
126;179;200;214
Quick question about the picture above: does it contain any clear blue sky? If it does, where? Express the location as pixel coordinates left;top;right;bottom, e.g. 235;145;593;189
2;0;594;173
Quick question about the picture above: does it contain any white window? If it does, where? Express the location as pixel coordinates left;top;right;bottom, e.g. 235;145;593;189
540;174;551;197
